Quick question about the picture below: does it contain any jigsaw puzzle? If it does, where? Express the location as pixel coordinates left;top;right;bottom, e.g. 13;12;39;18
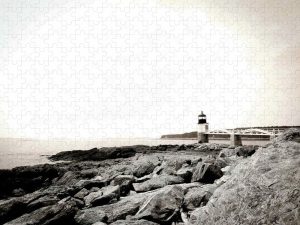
0;0;299;224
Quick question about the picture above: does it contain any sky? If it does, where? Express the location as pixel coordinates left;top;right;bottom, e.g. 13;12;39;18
0;0;299;139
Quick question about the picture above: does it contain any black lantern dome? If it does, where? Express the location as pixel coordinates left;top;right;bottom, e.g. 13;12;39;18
198;111;207;124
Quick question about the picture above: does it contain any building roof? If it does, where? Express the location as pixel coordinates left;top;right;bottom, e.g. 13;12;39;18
199;111;206;117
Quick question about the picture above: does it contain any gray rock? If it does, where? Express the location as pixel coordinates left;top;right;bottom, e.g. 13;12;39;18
183;184;217;211
213;158;228;168
11;188;25;197
75;207;108;225
189;141;300;225
111;175;135;196
75;179;107;190
133;175;185;192
95;191;154;223
135;185;184;223
74;188;90;199
91;222;107;225
80;169;99;178
235;145;257;157
4;197;79;225
176;166;193;182
132;157;158;178
0;186;68;224
49;146;137;161
191;162;223;183
110;219;159;225
26;194;60;212
90;185;120;206
84;190;103;206
56;171;79;186
273;128;300;142
135;174;152;183
162;158;191;175
195;145;210;152
92;222;107;225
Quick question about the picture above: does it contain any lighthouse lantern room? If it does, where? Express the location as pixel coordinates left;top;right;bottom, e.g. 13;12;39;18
198;111;209;143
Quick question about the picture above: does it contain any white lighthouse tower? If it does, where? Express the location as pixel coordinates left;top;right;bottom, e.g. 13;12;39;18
198;111;209;143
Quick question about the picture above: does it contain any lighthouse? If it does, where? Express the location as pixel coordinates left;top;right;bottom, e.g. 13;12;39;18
198;111;209;143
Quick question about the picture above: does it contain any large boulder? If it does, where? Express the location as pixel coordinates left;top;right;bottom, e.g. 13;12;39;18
93;191;154;223
162;158;191;175
135;185;184;223
49;146;137;161
84;190;103;206
132;156;160;178
90;185;120;206
74;188;90;200
133;175;185;192
74;207;108;225
183;184;217;211
273;128;300;143
111;175;135;196
75;178;108;190
176;166;193;182
191;162;223;183
0;164;62;199
235;145;258;158
110;219;159;225
218;148;236;158
3;197;79;225
189;141;300;225
0;186;68;224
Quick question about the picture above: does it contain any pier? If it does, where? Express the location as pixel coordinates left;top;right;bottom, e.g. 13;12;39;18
197;112;299;146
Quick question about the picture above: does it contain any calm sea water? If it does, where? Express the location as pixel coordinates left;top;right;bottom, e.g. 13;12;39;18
0;138;270;169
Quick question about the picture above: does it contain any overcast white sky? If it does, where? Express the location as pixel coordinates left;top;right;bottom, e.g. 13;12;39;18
0;0;299;139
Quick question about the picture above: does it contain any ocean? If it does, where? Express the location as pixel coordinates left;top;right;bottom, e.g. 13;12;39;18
0;138;270;169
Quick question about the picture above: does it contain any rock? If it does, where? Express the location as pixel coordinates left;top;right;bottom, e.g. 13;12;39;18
110;219;159;225
92;191;154;223
0;198;28;224
195;145;210;152
176;166;193;182
273;128;300;142
74;188;90;199
84;190;103;206
183;184;217;211
162;158;191;175
90;185;120;206
80;169;99;178
55;171;79;186
92;222;107;225
235;145;257;157
0;186;69;224
213;158;228;168
218;148;236;157
135;185;184;223
189;141;300;225
191;162;223;183
191;157;202;167
4;197;79;225
132;156;159;178
152;164;164;176
203;155;216;164
133;175;185;192
74;207;108;225
11;188;25;197
26;195;60;212
75;179;108;190
0;164;62;199
135;174;152;183
49;146;137;161
111;175;135;196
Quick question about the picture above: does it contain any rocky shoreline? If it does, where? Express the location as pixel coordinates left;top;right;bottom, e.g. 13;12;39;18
0;129;299;225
